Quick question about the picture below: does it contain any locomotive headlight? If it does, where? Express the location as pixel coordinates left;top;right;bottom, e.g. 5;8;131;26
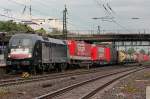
8;54;11;58
28;54;32;58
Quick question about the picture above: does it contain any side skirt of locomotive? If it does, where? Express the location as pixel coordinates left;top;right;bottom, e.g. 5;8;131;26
6;61;68;74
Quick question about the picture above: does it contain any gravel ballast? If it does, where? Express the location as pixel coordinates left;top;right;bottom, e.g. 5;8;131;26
0;67;132;99
100;67;150;99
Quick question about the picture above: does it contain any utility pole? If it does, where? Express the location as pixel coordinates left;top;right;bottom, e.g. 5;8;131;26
63;5;67;39
97;25;100;34
29;5;32;18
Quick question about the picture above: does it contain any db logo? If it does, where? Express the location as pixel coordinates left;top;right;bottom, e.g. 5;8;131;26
77;43;85;52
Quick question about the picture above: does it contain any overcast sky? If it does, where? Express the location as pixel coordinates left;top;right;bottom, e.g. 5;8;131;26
0;0;150;33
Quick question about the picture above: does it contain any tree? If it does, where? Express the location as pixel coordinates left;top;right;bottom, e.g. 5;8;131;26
35;28;46;35
127;48;135;55
0;20;34;34
139;49;145;54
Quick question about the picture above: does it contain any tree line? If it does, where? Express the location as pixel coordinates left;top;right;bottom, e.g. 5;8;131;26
0;20;47;35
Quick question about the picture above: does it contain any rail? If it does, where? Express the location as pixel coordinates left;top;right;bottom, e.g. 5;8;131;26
34;67;145;99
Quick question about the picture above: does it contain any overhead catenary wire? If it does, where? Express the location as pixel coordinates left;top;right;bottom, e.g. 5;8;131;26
0;6;23;20
0;13;22;20
67;20;98;35
93;0;131;32
102;4;111;14
106;3;115;14
94;0;111;15
63;3;94;33
8;0;50;16
67;15;95;32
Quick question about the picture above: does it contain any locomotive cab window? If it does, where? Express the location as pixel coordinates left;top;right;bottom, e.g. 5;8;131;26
10;38;33;48
9;37;33;54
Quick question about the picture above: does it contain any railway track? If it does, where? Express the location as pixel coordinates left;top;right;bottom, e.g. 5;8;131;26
0;66;127;87
80;67;145;99
35;66;147;99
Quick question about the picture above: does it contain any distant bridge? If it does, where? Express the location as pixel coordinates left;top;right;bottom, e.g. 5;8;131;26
64;33;150;48
1;32;150;43
65;33;150;42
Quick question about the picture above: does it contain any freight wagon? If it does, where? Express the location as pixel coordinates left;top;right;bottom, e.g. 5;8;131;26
91;45;118;65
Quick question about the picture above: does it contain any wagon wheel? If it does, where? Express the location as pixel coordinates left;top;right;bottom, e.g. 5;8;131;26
6;66;11;74
47;64;52;72
30;65;37;75
59;63;67;72
37;64;44;74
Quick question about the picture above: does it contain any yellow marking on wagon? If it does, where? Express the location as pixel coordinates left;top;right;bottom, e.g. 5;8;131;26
119;51;126;62
22;72;30;78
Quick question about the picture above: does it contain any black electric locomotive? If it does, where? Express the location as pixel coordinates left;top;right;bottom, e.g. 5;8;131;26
6;34;68;73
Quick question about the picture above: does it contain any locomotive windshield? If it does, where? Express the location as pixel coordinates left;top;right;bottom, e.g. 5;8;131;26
10;38;33;48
